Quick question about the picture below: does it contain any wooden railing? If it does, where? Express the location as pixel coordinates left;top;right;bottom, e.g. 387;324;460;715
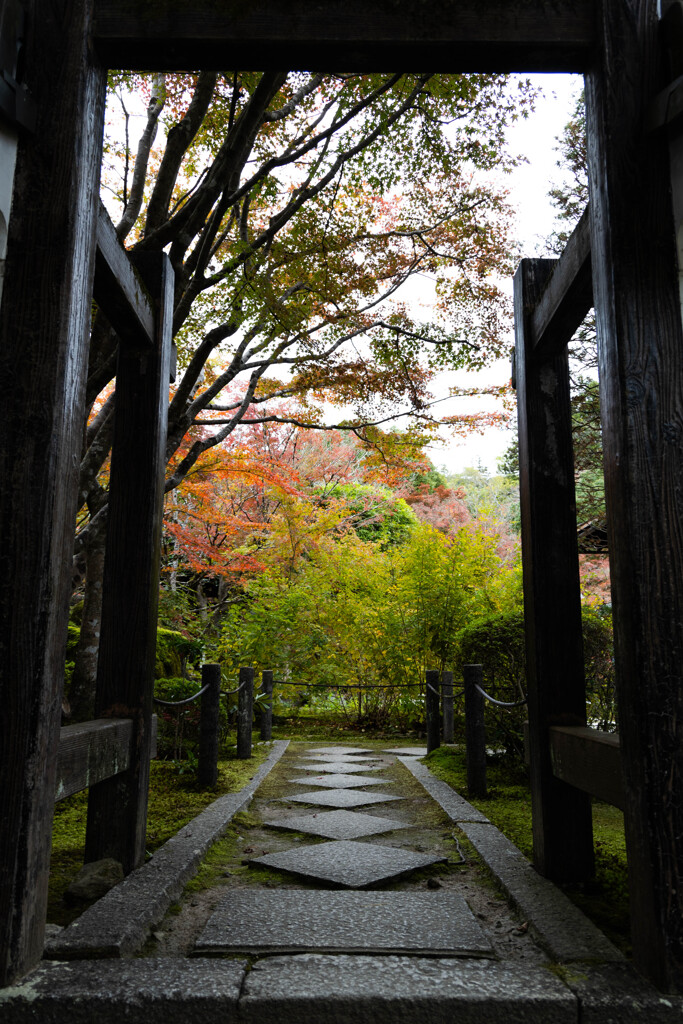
55;716;157;803
523;722;623;810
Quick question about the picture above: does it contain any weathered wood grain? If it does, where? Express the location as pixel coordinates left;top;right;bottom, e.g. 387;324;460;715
514;258;594;884
94;201;155;349
530;206;593;362
0;0;105;988
55;716;158;803
85;253;173;874
585;0;683;991
91;0;596;72
549;726;623;810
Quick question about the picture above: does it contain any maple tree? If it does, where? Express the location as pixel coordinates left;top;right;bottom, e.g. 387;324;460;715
69;70;534;715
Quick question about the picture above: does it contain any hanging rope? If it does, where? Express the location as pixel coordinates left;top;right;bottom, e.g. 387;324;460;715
153;683;210;707
475;683;527;708
221;680;247;696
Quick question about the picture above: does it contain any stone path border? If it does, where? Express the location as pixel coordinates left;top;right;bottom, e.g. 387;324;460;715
398;755;622;964
44;740;289;960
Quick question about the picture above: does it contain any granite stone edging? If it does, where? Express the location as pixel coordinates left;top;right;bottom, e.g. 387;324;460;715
397;755;623;964
44;740;289;960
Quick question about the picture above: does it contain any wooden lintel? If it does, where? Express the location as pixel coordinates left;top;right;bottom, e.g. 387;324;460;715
530;206;593;362
91;0;596;72
55;716;157;803
549;725;624;810
94;200;155;349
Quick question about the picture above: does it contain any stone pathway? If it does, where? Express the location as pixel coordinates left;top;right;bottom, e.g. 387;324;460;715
148;741;545;966
7;740;680;1022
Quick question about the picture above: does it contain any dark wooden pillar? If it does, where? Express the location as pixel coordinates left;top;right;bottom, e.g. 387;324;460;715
514;258;594;884
260;669;274;741
0;1;105;987
85;253;173;874
463;664;487;798
198;663;221;787
585;0;683;991
425;669;440;753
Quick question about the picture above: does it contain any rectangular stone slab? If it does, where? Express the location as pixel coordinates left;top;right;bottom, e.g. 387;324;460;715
194;890;493;957
279;790;402;809
294;761;384;774
239;955;578;1024
249;839;446;888
288;774;391;788
263;809;414;840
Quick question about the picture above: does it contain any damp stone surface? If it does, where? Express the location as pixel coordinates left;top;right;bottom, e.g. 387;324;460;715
249;839;446;887
288;773;391;789
194;890;493;956
305;747;375;755
278;789;402;809
293;761;385;774
383;747;428;756
262;809;414;840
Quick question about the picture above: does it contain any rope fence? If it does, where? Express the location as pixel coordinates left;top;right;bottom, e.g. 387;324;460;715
152;682;210;707
474;683;527;708
154;662;525;800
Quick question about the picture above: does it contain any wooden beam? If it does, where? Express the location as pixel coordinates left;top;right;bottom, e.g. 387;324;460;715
585;0;683;991
549;727;624;810
94;200;154;349
85;251;173;875
514;257;595;884
530;206;593;362
0;0;106;988
55;717;158;803
91;0;596;72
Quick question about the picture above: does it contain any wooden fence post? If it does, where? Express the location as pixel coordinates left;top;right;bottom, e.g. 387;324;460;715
464;664;487;798
441;670;454;744
425;669;440;753
198;664;221;787
259;670;274;741
514;256;594;885
85;251;173;874
237;666;255;758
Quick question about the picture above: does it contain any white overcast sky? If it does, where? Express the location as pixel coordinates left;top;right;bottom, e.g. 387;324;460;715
432;72;584;477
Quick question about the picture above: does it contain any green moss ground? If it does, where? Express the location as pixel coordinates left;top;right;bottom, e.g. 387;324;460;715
425;746;631;955
48;745;270;926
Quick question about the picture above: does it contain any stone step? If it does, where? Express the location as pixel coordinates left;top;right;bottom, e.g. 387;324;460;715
10;956;678;1024
193;890;494;957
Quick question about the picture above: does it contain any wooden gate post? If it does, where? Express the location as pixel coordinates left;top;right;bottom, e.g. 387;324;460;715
441;670;455;744
463;664;487;798
585;0;683;990
0;1;105;987
85;252;173;874
237;666;255;758
425;669;440;753
514;257;594;884
259;670;274;741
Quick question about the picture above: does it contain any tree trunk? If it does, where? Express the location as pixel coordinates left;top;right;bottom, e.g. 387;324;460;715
69;534;106;721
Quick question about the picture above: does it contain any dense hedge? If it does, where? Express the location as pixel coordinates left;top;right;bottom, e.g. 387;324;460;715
455;606;615;757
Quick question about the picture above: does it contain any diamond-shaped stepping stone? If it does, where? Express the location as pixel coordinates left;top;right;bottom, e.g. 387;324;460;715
299;753;385;761
288;774;390;789
279;790;401;808
263;809;413;840
195;890;492;956
383;746;428;756
249;840;446;888
307;747;374;755
294;761;384;774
